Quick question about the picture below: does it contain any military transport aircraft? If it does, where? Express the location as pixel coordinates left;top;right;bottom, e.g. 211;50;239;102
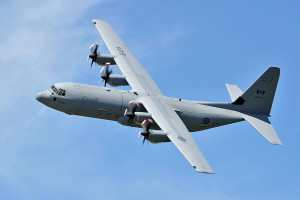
36;20;281;174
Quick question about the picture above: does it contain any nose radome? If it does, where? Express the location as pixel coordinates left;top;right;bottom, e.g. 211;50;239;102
36;92;48;104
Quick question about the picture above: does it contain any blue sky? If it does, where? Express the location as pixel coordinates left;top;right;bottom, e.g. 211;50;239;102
0;0;299;199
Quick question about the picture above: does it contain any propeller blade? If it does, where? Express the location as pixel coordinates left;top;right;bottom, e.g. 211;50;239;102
88;43;100;69
91;60;94;69
94;43;99;54
106;64;109;74
89;44;94;53
124;101;140;122
139;119;153;145
100;64;113;87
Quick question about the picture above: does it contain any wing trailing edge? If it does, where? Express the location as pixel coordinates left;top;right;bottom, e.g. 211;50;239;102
93;19;214;174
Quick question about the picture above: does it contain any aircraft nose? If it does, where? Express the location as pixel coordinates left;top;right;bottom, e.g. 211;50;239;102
36;92;48;104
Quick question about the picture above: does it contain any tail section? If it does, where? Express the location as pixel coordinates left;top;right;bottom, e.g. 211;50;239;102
232;67;280;115
226;84;243;102
202;67;281;145
233;67;281;144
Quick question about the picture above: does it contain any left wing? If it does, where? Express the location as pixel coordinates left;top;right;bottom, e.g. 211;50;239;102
93;19;163;96
93;19;214;173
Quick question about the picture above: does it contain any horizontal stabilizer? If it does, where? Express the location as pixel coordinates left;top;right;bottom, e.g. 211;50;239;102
226;84;243;102
243;113;282;145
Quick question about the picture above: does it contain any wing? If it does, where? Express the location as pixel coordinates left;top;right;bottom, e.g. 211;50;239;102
140;96;214;173
93;19;214;173
93;20;162;95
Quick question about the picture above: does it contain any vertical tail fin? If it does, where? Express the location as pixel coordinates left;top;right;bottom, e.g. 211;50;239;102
232;67;280;115
226;84;243;102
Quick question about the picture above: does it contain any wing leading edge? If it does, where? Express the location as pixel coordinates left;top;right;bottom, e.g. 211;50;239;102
93;19;163;95
140;96;214;174
93;19;214;173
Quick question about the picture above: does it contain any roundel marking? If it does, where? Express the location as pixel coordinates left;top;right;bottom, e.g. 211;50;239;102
203;118;210;124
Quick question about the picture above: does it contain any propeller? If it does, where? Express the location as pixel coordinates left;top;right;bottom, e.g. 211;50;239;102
100;62;112;87
124;100;139;122
139;119;153;144
88;42;100;68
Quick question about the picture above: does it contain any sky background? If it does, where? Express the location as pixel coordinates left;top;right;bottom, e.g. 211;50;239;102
0;0;299;199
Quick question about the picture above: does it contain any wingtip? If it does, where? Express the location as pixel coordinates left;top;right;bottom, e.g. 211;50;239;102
92;19;109;25
197;170;215;174
271;140;282;145
194;166;215;174
92;19;99;24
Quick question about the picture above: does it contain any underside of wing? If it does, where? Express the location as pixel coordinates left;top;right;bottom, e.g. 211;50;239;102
93;19;214;174
140;96;214;174
93;19;163;95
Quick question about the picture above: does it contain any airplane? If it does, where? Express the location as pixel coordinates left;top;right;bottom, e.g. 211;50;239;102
36;19;281;174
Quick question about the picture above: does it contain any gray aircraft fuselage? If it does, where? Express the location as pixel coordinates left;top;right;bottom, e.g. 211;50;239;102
37;82;244;133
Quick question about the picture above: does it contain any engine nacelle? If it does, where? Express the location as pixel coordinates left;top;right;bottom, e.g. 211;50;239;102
134;112;152;123
148;131;170;143
117;112;152;125
108;74;129;87
96;54;116;66
117;113;160;130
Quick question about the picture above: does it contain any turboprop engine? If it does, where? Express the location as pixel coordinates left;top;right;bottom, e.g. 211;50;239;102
88;42;116;67
146;131;170;144
107;74;128;87
88;43;129;87
118;112;153;125
139;119;170;144
117;101;160;129
100;65;128;87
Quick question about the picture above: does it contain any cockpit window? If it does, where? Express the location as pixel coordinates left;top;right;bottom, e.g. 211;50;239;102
51;85;66;97
51;85;57;92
